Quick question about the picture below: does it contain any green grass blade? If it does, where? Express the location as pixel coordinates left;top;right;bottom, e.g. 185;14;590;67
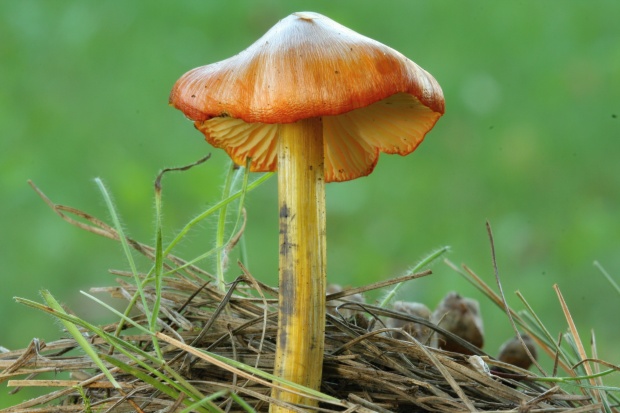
224;160;251;269
156;332;340;404
379;246;449;308
16;295;156;362
594;261;620;297
163;172;273;258
150;172;165;358
178;390;229;413
103;355;218;413
227;392;257;413
82;292;229;406
94;178;152;322
17;293;215;408
215;161;237;291
111;172;272;339
37;291;121;389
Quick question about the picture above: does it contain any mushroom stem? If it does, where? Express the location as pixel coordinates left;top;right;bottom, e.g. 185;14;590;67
272;117;326;411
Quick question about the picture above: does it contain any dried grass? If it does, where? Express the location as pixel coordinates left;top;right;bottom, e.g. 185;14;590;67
0;269;601;412
1;176;617;413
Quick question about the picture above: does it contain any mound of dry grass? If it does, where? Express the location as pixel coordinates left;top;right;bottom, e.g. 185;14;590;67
1;176;617;413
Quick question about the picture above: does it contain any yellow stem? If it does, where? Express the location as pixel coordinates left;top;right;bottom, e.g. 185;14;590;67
271;117;326;412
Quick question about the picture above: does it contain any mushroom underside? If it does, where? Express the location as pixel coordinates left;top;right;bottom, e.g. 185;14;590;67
195;93;441;183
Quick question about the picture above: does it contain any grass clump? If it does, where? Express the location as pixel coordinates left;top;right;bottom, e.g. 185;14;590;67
1;158;618;412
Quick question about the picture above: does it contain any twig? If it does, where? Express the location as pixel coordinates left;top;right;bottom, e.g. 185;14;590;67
486;221;545;374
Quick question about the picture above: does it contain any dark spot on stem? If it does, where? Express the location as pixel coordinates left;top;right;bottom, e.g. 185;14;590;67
278;269;296;348
279;271;296;315
280;239;294;255
279;203;296;254
279;204;290;218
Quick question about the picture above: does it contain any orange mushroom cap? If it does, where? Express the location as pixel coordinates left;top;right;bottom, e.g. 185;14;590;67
170;11;445;182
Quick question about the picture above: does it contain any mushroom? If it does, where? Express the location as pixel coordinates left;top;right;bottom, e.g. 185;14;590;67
170;11;444;409
432;292;484;354
498;334;537;370
387;301;433;343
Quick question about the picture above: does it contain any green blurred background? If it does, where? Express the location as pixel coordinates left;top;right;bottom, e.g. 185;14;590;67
1;1;619;406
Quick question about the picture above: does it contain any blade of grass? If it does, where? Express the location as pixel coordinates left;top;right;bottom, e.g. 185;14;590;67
554;284;601;403
485;221;545;374
120;156;214;333
116;167;271;336
95;178;149;316
94;178;159;354
215;161;238;291
155;332;341;405
17;294;213;409
37;291;121;389
515;292;574;374
227;391;258;413
119;171;272;303
232;163;252;269
151;172;164;358
155;166;254;283
445;259;532;335
215;160;252;291
16;296;157;362
103;356;219;413
590;330;613;413
164;172;273;258
533;369;617;383
594;261;620;297
224;160;251;269
378;246;449;308
55;291;337;410
178;390;229;413
152;155;213;324
445;260;505;309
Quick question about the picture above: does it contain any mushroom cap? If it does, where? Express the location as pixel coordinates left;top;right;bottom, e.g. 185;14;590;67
170;11;445;182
